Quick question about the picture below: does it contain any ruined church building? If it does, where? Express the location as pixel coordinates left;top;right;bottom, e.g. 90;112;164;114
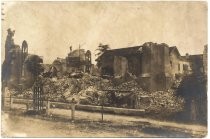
97;42;205;91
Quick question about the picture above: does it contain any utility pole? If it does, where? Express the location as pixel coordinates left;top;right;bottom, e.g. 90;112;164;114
101;98;104;122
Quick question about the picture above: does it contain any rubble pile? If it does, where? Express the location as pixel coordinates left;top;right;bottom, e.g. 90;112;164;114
40;74;113;102
78;86;101;105
113;80;143;92
22;89;33;98
10;88;33;99
13;73;185;117
147;90;185;116
171;79;182;89
80;73;113;90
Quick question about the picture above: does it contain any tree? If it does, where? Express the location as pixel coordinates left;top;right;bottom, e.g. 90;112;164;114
24;55;44;78
95;43;110;67
95;43;110;57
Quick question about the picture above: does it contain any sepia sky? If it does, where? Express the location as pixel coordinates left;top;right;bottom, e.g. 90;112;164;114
1;1;207;64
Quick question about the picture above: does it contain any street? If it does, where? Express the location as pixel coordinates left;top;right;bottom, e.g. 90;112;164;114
1;107;207;138
1;112;156;137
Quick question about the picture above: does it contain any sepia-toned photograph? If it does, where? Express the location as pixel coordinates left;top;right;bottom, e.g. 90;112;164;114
1;1;208;138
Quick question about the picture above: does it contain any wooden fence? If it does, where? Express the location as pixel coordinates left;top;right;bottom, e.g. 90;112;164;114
3;96;145;121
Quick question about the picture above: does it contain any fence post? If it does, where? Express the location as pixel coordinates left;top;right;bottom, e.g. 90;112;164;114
10;96;13;110
101;104;104;122
71;103;75;120
100;94;105;122
70;98;77;121
46;99;50;115
1;84;6;111
26;103;29;111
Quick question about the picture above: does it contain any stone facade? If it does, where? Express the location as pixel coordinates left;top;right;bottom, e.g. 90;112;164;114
113;56;128;77
169;47;191;79
2;28;33;89
97;42;191;91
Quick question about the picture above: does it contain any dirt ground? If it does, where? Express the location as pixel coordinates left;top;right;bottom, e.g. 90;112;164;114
1;106;207;138
1;112;158;137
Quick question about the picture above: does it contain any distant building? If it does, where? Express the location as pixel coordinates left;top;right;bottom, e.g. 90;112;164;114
169;46;191;78
181;45;207;76
52;57;67;77
96;42;191;91
65;48;91;73
187;54;204;75
49;47;92;76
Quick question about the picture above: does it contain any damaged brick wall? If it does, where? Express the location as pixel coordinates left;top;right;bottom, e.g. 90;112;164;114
100;54;114;76
98;42;192;91
113;56;128;77
138;43;172;91
127;54;142;76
